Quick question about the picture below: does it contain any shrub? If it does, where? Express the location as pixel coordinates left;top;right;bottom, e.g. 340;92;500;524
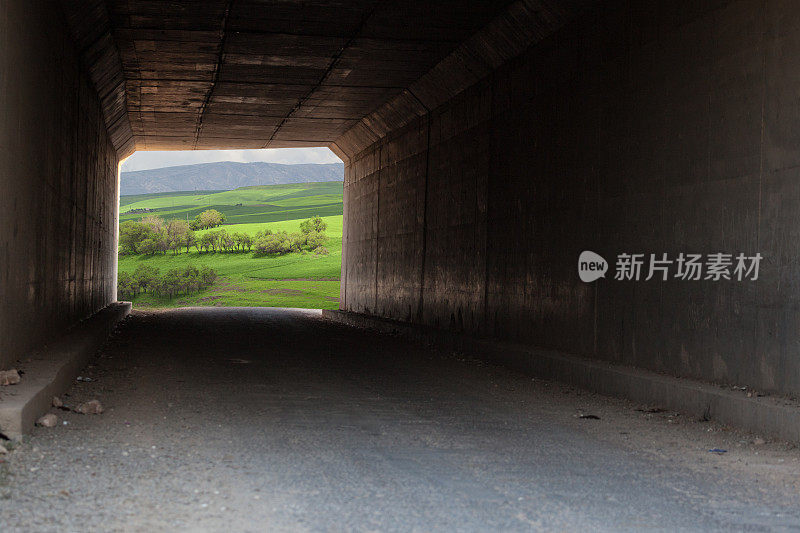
288;232;305;252
253;231;293;255
200;265;217;287
300;215;327;234
254;229;273;240
251;221;329;257
306;230;328;250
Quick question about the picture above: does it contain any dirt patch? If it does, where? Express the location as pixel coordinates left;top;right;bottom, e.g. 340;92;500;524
259;277;340;281
197;296;223;302
261;288;304;296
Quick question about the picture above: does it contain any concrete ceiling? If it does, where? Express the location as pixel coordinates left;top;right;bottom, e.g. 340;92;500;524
62;0;586;160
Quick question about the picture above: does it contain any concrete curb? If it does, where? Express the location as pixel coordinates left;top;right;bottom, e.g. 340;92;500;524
0;302;131;440
322;309;800;443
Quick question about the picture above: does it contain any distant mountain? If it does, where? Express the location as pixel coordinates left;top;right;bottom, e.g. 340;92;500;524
120;161;344;196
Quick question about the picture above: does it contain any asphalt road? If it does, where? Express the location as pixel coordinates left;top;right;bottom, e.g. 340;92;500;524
2;307;800;532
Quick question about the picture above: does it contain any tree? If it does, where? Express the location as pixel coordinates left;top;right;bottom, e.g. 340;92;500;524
122;265;216;300
183;265;201;292
163;269;183;297
183;232;197;253
221;230;235;252
231;232;244;251
157;232;170;254
199;232;215;253
133;265;160;292
149;276;167;297
119;221;153;255
117;271;138;298
300;215;327;234
166;219;190;255
207;230;223;252
192;209;226;230
141;214;165;233
236;233;253;252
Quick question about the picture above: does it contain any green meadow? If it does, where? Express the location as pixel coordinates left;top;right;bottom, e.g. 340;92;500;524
118;181;343;309
120;181;343;226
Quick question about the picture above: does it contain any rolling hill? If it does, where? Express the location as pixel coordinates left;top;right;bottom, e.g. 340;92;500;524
120;161;344;195
120;181;343;225
118;181;344;309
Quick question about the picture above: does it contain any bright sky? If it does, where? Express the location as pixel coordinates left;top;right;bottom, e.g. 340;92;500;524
120;147;342;172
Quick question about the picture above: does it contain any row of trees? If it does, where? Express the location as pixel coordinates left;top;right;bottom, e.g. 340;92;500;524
252;216;329;256
120;214;196;255
120;211;330;257
197;230;253;253
117;264;217;299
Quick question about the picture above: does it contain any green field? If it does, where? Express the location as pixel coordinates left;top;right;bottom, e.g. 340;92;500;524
118;181;343;309
120;181;343;225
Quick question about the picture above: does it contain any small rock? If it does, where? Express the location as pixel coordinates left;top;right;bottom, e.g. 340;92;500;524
36;414;58;427
0;369;21;386
754;437;766;445
76;399;104;415
0;444;8;454
52;397;63;408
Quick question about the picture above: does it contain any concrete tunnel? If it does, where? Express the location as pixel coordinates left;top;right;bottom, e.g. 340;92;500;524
4;0;800;528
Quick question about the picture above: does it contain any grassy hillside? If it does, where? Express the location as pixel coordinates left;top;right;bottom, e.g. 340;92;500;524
120;181;343;225
119;182;343;309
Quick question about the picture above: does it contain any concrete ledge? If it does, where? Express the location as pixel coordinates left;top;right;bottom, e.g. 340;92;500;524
0;302;131;440
323;309;800;442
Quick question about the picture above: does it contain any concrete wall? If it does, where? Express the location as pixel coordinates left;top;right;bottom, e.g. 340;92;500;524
340;1;800;396
0;1;119;369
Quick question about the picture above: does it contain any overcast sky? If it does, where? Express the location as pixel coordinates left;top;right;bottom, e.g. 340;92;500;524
120;147;342;172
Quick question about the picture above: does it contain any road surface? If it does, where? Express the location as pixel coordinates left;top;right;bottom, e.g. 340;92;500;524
2;307;800;531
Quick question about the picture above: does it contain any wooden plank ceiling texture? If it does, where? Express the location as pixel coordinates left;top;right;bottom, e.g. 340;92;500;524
62;0;584;159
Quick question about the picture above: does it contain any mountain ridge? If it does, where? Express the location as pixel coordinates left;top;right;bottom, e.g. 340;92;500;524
120;161;344;195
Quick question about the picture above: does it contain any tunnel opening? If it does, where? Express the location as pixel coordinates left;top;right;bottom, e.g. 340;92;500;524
7;2;800;528
116;148;344;311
